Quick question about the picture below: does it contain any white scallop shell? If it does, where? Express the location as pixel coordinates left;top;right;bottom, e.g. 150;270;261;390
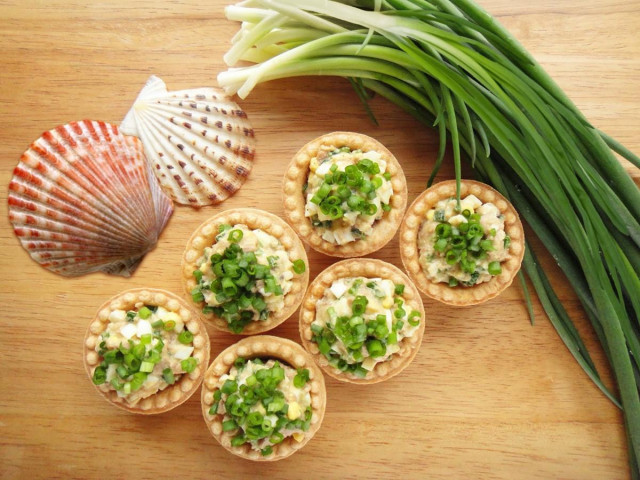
121;75;256;206
7;120;174;277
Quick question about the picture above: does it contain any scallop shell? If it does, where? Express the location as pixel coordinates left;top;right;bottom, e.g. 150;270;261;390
7;120;174;277
120;75;256;206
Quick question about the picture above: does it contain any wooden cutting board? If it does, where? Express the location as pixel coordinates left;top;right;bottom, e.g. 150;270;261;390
1;1;638;478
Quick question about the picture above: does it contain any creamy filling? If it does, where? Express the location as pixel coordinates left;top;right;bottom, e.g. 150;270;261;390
191;224;299;333
417;195;510;286
304;146;393;245
311;277;421;376
92;305;197;405
210;358;312;456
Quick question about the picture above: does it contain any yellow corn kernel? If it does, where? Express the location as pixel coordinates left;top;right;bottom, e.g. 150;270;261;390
382;297;394;309
287;402;301;420
309;157;318;172
426;209;435;221
292;432;305;442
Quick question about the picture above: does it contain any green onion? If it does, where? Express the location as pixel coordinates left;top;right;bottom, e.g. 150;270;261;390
140;361;154;373
310;182;331;204
140;334;152;345
366;339;386;358
162;367;175;385
92;366;106;385
488;261;502;276
231;435;245;447
178;330;194;344
293;259;306;274
219;3;640;466
408;311;421;327
138;306;152;319
163;320;176;331
294;368;310;388
222;420;237;432
228;229;243;243
181;357;198;373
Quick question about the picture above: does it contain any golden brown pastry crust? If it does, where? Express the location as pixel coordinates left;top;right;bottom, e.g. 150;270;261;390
83;288;210;414
299;258;425;384
201;335;326;461
181;208;309;335
282;132;407;257
400;180;525;306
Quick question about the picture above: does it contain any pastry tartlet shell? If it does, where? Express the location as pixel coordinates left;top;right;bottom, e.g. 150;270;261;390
201;335;326;461
181;208;310;335
299;258;426;385
400;180;525;306
83;288;210;414
282;131;408;258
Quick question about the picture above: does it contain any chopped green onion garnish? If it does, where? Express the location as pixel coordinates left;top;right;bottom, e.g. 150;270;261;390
178;330;193;344
488;261;502;276
181;357;197;373
162;367;175;385
293;259;306;274
140;361;154;373
138;306;152;319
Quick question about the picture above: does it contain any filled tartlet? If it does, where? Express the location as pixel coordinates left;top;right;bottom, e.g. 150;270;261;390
83;288;210;414
282;132;407;257
201;336;326;461
182;208;309;334
400;180;525;306
299;259;425;384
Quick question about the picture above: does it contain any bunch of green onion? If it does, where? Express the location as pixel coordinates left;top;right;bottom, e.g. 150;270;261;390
209;357;312;456
218;0;640;471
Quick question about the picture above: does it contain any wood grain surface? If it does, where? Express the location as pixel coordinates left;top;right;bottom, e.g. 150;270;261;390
1;1;639;479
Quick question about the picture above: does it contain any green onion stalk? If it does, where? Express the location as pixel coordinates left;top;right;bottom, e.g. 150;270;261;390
218;0;640;472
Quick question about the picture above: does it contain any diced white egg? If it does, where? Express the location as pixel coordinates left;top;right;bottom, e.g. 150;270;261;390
321;230;335;243
315;161;332;177
330;280;348;299
108;310;127;323
448;214;468;226
380;279;394;298
120;323;137;340
162;312;180;323
460;194;482;212
136;320;152;338
333;228;355;245
172;345;194;361
362;357;377;371
333;297;351;317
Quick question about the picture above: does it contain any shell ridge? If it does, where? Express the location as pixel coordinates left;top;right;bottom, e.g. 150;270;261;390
10;161;151;247
121;76;256;206
147;112;252;183
135;116;206;204
8;177;148;246
8;120;174;277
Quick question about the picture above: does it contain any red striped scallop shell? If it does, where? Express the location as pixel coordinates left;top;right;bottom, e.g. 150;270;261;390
8;120;174;277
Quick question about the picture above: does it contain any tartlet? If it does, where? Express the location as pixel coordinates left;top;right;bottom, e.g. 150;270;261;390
282;132;407;257
201;335;326;461
182;208;309;335
83;288;210;414
299;258;426;384
400;179;525;306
